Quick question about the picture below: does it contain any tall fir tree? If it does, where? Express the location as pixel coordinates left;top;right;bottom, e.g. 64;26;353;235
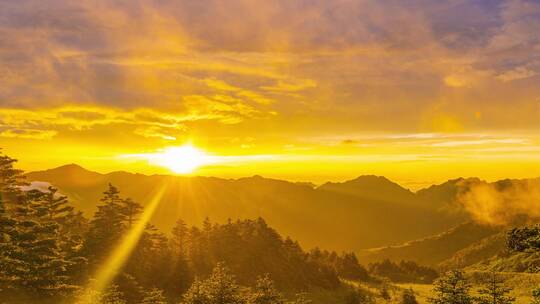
182;263;246;304
120;198;143;229
0;152;27;206
171;219;189;256
0;153;77;300
4;189;76;299
83;184;127;264
182;279;206;304
248;275;284;304
475;272;515;304
41;186;74;222
0;192;17;294
428;270;472;304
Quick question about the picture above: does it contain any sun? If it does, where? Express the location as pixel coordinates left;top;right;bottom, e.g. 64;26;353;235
151;144;208;174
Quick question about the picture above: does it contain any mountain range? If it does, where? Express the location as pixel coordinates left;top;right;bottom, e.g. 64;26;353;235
25;164;478;253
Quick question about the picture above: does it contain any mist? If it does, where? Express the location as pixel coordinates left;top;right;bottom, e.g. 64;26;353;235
456;178;540;226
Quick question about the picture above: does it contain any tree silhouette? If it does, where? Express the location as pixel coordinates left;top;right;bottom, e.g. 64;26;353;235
475;272;515;304
428;270;472;304
401;288;418;304
248;275;284;304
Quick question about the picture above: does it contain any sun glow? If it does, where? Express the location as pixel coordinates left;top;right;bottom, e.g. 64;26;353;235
148;144;209;174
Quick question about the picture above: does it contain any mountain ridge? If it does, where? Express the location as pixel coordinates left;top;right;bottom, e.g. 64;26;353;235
24;164;540;259
25;164;471;252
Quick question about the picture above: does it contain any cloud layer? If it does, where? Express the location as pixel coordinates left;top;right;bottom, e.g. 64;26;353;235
1;0;540;180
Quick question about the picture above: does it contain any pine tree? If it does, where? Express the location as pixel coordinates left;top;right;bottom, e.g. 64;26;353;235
475;272;514;304
5;189;76;299
39;187;85;259
172;219;189;256
115;272;145;304
121;198;143;228
182;279;207;304
248;275;284;304
182;263;246;304
402;288;418;304
0;151;27;206
203;263;245;304
428;270;473;304
141;288;168;304
42;186;74;222
83;184;128;263
167;218;193;296
99;183;127;230
0;193;16;293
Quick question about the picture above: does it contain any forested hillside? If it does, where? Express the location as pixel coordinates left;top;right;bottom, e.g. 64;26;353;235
1;152;375;303
26;165;469;251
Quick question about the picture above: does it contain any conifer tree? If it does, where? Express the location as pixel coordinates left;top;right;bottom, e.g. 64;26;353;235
428;270;472;304
141;288;168;304
248;275;284;304
121;198;143;228
84;184;127;263
182;279;206;304
475;272;514;304
98;183;127;230
39;187;85;261
203;263;245;304
0;152;27;206
402;288;418;304
5;189;76;299
0;194;16;293
172;219;189;256
182;263;246;304
42;186;74;222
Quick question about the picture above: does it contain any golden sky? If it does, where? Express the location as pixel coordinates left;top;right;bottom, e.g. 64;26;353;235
1;0;540;188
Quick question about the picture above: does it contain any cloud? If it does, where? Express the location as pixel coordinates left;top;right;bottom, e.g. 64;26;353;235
497;67;537;82
0;105;264;141
0;0;540;142
0;129;57;140
457;178;540;226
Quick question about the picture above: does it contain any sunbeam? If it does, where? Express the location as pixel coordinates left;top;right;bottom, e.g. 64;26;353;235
78;184;168;302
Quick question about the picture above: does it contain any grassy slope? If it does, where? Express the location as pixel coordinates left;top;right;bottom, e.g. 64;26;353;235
439;232;507;270
468;251;540;273
359;222;500;265
398;271;540;304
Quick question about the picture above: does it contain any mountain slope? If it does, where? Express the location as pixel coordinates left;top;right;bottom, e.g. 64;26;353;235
358;222;501;266
26;165;468;251
439;232;507;270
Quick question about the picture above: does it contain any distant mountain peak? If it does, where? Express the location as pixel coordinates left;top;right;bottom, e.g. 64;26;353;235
54;163;89;172
349;175;396;185
26;163;103;186
318;174;415;203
